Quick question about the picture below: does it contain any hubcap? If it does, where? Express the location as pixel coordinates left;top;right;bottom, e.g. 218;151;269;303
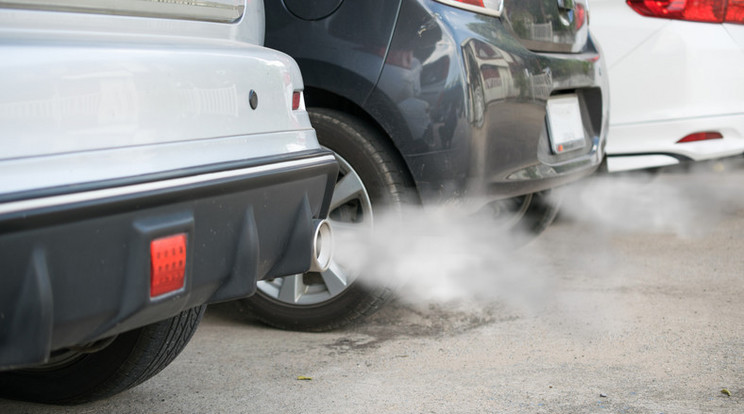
256;151;373;306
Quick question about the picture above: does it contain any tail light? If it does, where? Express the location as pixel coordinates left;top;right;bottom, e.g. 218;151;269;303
575;3;587;29
727;0;744;22
627;0;744;24
433;0;504;17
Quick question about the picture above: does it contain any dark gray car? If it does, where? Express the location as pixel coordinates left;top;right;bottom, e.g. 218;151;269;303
243;0;609;331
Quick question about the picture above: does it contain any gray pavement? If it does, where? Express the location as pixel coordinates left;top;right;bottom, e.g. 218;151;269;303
2;163;743;413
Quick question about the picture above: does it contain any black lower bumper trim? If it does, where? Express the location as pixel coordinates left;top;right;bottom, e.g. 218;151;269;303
0;151;338;369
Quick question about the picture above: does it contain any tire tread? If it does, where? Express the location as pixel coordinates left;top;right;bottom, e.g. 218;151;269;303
0;306;205;405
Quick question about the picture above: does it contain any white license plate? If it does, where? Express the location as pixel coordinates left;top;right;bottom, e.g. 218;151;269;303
546;95;586;154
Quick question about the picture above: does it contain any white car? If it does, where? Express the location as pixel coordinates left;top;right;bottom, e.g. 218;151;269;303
0;0;336;404
591;0;744;172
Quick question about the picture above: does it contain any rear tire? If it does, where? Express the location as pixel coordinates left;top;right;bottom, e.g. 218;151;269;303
240;108;416;332
0;305;205;405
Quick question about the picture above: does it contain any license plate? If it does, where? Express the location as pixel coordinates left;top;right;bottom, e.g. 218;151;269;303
546;95;586;154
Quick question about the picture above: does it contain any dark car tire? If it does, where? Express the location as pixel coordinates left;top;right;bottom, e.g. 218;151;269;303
0;305;205;405
240;108;417;332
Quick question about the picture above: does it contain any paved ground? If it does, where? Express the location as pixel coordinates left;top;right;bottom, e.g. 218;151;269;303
2;162;743;413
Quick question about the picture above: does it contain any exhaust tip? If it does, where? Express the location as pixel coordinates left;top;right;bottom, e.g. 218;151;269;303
309;219;333;273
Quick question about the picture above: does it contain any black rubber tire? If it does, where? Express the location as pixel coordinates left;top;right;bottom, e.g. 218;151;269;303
0;305;205;405
240;108;417;332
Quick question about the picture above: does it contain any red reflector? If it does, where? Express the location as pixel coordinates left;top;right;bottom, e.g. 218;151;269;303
677;131;724;143
292;91;301;110
627;0;726;23
150;234;187;297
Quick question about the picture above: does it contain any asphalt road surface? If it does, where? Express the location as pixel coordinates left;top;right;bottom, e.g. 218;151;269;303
2;162;743;413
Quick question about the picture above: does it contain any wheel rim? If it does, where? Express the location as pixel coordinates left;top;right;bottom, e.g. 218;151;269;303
256;151;373;306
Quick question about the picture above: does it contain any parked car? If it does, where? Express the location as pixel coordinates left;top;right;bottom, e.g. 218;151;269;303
241;0;609;332
591;0;744;172
0;0;337;404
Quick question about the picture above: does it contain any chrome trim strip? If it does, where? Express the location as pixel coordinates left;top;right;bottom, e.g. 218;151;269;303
0;154;336;216
0;0;245;23
433;0;503;17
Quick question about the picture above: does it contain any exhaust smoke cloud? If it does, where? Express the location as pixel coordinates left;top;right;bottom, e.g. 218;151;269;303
333;160;744;312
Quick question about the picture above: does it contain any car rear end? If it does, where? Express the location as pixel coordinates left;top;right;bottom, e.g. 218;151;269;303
0;0;336;382
591;0;744;172
371;0;608;202
244;0;607;333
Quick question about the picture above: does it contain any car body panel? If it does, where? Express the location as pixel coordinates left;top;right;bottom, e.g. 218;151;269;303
590;0;744;171
381;0;605;200
727;23;744;49
0;43;306;160
0;5;310;196
265;0;400;107
0;0;264;43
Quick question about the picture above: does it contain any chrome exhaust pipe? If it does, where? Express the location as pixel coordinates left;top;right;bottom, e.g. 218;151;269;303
309;219;333;273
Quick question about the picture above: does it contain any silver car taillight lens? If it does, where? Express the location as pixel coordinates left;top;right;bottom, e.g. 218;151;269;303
627;0;744;24
0;0;245;23
433;0;504;17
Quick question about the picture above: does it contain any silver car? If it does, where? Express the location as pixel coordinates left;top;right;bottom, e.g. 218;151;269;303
0;0;336;404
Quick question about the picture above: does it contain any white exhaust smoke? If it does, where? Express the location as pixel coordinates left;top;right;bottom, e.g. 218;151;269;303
332;159;744;310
